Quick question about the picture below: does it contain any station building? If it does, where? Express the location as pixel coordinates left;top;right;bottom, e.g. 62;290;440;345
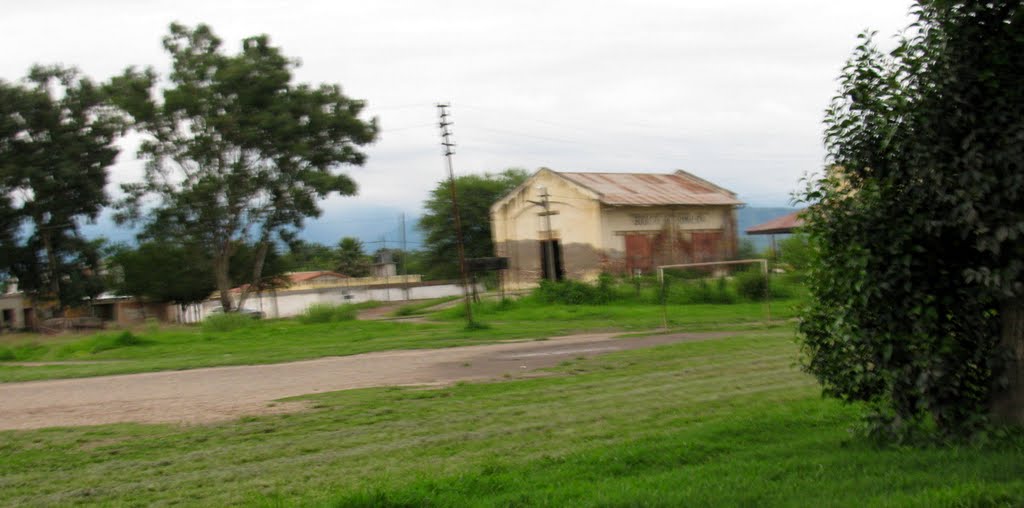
490;168;743;287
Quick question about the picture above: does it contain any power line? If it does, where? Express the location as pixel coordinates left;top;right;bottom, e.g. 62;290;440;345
368;102;434;112
379;123;436;133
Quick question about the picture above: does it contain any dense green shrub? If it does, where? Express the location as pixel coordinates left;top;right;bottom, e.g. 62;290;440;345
533;279;614;305
299;303;359;324
202;312;259;333
798;1;1022;439
779;234;813;270
736;271;769;301
1;343;47;361
90;332;147;354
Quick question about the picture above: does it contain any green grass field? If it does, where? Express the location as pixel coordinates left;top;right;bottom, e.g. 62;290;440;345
0;298;798;382
1;325;1021;507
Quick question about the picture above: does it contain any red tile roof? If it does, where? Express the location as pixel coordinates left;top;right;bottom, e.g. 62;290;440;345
745;210;805;235
557;170;743;207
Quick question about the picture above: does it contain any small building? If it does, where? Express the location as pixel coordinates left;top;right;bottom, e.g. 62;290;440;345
0;292;32;331
491;168;744;287
88;293;173;326
372;250;398;278
745;209;806;257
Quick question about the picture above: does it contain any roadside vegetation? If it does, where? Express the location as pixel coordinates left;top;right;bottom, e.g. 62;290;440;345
1;327;1020;506
0;284;802;382
392;295;461;317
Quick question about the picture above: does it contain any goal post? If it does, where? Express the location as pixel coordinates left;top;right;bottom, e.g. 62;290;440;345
655;258;772;322
655;258;769;282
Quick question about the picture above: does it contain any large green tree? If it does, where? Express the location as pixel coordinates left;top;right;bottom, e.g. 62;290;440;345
0;66;123;312
799;1;1023;437
419;169;528;279
335;237;370;276
108;241;217;311
110;23;378;311
109;239;287;317
280;239;336;272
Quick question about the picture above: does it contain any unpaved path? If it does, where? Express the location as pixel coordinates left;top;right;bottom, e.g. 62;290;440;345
0;331;731;431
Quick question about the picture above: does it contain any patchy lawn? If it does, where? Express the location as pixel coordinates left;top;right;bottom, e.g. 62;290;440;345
1;327;1020;506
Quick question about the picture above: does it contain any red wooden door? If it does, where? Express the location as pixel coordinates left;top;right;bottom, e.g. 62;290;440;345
625;234;653;274
691;231;722;262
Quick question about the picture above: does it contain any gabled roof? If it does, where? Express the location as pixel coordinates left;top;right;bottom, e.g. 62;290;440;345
557;170;742;206
490;168;743;212
745;210;805;235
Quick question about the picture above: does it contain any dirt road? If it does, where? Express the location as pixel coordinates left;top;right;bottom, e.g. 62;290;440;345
0;331;730;431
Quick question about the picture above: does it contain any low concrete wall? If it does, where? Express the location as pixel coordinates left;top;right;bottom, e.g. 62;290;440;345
174;280;478;323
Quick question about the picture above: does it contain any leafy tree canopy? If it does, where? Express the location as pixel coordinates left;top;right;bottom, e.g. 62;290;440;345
419;168;528;279
109;23;378;311
280;239;337;272
336;237;370;277
798;1;1023;438
108;241;217;308
109;240;287;308
0;66;124;311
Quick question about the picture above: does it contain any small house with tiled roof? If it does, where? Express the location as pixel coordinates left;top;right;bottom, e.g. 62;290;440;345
490;168;743;286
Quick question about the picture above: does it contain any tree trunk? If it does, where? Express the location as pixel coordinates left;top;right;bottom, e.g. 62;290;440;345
992;298;1024;425
214;248;234;312
236;239;269;311
40;226;63;317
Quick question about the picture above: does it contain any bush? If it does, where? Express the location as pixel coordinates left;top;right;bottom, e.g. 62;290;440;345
736;271;769;301
203;312;260;333
393;305;417;317
0;342;47;361
90;331;147;354
533;279;614;305
779;234;812;270
662;277;734;305
299;303;359;324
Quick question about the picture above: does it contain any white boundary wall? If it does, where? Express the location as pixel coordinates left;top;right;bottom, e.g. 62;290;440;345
173;281;478;323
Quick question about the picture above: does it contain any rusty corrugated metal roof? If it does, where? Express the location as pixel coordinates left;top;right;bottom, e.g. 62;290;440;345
557;170;743;206
745;210;805;235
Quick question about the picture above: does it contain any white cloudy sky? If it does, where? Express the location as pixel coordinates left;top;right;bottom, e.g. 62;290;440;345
0;0;914;241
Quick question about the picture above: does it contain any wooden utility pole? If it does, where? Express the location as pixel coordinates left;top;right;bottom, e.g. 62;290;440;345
528;186;559;281
436;103;474;326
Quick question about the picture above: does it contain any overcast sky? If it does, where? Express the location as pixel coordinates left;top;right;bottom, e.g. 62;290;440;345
1;1;914;241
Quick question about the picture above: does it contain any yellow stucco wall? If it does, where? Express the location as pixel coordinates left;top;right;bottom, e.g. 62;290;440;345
492;169;605;286
599;206;730;254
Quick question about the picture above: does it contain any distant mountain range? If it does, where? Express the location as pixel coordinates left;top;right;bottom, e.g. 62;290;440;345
82;206;796;253
79;204;426;251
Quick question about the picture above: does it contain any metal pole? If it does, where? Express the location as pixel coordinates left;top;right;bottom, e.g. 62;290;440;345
400;213;409;300
381;235;390;302
437;103;474;326
762;258;771;322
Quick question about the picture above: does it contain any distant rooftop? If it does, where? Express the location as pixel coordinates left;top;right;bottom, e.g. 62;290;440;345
745;210;805;235
557;170;743;207
288;271;348;283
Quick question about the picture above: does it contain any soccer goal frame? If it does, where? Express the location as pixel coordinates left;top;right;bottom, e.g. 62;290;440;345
655;258;769;282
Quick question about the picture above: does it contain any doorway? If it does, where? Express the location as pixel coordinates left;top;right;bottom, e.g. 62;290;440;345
539;239;565;281
691;231;723;262
625;233;653;274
